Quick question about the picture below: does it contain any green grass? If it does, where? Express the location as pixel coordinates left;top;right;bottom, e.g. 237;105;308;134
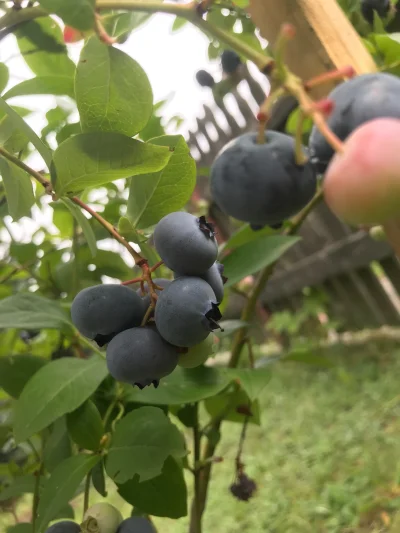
3;340;400;533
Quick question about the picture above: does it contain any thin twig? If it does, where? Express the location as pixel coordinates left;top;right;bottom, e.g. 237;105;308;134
83;471;91;518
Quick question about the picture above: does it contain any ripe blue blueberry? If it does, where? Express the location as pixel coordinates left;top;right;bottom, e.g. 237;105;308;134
155;276;222;347
309;72;400;172
210;131;316;226
174;262;226;303
221;49;241;74
117;516;156;533
361;0;390;24
45;521;80;533
153;212;218;275
71;284;146;347
196;69;215;88
106;326;179;388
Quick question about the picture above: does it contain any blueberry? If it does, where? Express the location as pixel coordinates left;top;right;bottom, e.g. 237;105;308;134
153;212;218;275
136;278;171;309
309;72;400;173
82;502;123;533
210;131;316;226
106;326;179;386
155;276;222;347
178;335;216;368
196;69;215;88
361;0;390;24
174;262;225;303
45;521;80;533
117;516;156;533
71;284;146;347
221;50;242;74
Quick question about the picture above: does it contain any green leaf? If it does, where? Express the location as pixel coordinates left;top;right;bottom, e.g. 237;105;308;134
103;11;152;40
43;417;72;472
118;216;143;244
0;63;9;94
75;36;153;136
38;0;95;31
3;76;75;101
0;354;47;399
36;454;100;533
373;34;400;75
56;122;81;145
0;293;72;330
0;159;35;221
91;458;107;497
14;355;108;442
106;406;186;484
224;223;277;251
125;365;231;405
171;16;188;32
214;319;250;339
117;456;187;519
15;18;75;78
205;389;261;425
127;135;196;229
61;198;97;257
0;97;53;167
51;503;75;521
0;475;37;501
222;235;300;287
10;242;37;264
225;367;272;401
51;132;172;195
7;524;32;533
66;400;104;451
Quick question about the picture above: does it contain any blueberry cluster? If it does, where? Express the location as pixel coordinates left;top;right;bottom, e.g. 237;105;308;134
210;130;317;229
45;503;155;533
71;212;225;389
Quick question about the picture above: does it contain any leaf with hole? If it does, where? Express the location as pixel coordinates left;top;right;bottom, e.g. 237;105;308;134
127;135;196;229
14;355;108;442
36;454;100;533
106;406;186;483
76;36;153;136
0;159;35;221
0;354;47;399
51;132;171;195
222;235;299;287
117;456;187;519
38;0;95;31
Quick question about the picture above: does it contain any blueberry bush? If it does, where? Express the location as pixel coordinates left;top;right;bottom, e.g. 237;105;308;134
1;0;400;532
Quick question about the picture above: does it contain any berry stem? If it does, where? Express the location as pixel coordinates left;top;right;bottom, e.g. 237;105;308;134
256;86;286;144
94;13;117;45
83;471;91;518
121;276;144;286
141;303;155;327
304;65;356;90
190;403;202;533
294;110;308;165
150;260;164;273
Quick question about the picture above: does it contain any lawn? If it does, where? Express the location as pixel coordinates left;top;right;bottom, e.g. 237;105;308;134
4;340;400;533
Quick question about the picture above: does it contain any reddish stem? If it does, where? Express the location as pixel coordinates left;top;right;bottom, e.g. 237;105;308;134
304;65;355;90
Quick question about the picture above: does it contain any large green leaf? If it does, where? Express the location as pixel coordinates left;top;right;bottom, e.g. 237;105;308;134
127;135;196;229
103;11;152;40
117;456;187;519
14;356;108;442
15;18;75;78
223;223;277;251
0;63;9;94
38;0;96;31
0;293;72;330
3;76;74;100
0;159;35;221
125;365;231;405
51;132;171;195
222;235;299;287
76;36;153;136
205;389;261;425
0;475;38;501
106;406;186;484
225;367;272;401
43;417;72;472
66;400;104;451
61;198;97;257
0;97;52;167
7;524;32;533
36;454;100;533
0;354;47;399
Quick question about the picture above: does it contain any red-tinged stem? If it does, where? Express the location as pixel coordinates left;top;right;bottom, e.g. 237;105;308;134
121;276;143;286
150;260;164;272
304;65;355;90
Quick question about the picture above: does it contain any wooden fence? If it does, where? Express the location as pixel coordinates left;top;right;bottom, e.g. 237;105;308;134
185;65;400;331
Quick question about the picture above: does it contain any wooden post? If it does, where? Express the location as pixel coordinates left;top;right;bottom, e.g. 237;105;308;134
248;0;377;96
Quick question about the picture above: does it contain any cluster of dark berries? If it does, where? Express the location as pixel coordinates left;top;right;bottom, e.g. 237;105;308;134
361;0;391;25
46;502;155;533
71;212;225;389
196;49;242;88
210;130;317;229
